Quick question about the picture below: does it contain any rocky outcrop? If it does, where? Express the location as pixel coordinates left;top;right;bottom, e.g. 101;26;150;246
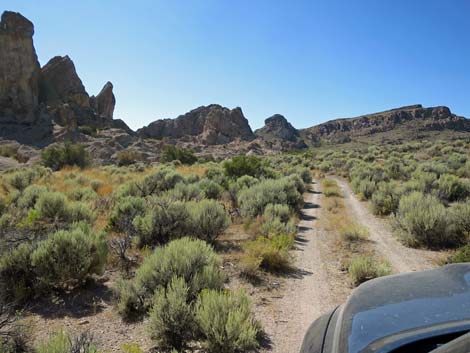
90;81;115;119
39;55;89;108
0;11;52;145
255;114;306;149
301;105;470;144
137;104;255;145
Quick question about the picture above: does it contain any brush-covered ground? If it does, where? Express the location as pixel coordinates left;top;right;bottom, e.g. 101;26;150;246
0;137;469;353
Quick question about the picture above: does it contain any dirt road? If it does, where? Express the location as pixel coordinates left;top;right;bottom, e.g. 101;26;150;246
333;177;444;273
265;182;345;353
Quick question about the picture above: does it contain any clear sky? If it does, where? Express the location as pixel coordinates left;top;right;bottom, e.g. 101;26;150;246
5;0;470;130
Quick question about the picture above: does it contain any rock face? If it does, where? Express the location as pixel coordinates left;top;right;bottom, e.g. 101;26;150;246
90;81;115;119
255;114;306;149
301;105;470;144
39;55;89;107
0;11;52;145
137;104;255;145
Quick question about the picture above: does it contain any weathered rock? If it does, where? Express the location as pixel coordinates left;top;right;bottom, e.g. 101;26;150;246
137;104;255;145
0;11;53;146
0;11;40;123
301;105;470;144
255;114;307;149
39;55;89;108
90;81;115;119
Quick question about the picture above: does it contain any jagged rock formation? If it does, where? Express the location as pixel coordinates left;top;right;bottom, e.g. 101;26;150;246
301;105;470;144
0;11;52;145
0;10;131;146
90;81;115;119
137;104;255;145
255;114;306;149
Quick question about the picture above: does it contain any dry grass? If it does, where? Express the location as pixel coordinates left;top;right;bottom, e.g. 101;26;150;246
176;164;207;176
321;179;342;197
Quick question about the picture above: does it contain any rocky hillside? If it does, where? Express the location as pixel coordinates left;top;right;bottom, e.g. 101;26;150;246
137;104;254;145
255;114;307;149
300;105;470;144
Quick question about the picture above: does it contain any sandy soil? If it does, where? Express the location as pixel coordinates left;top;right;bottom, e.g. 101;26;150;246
333;177;446;272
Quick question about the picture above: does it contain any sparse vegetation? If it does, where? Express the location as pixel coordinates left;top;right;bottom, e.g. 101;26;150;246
348;256;391;286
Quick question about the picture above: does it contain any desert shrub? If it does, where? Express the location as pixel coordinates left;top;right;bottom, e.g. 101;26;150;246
90;180;103;192
436;174;470;202
115;238;224;319
133;199;189;246
223;156;262;179
196;289;259;353
238;178;303;218
230;175;259;193
297;167;312;184
370;182;400;215
117;149;143;166
119;168;184;198
263;204;291;223
34;191;69;221
17;185;48;209
197;179;223;200
339;224;368;242
0;197;6;216
353;179;376;200
348;256;391;286
448;202;470;242
259;217;296;238
449;245;470;263
7;169;38;191
41;143;91;170
323;185;341;197
164;182;202;201
204;166;228;186
242;235;293;272
109;196;146;233
31;224;107;289
287;174;307;194
67;187;97;202
148;276;196;351
36;331;99;353
0;243;35;304
187;200;229;243
67;202;95;223
161;145;197;165
405;171;437;194
394;192;457;248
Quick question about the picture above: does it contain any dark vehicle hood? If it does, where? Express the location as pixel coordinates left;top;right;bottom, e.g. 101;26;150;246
336;264;470;353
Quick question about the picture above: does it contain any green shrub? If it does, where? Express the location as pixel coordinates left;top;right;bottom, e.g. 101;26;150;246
36;331;99;353
133;199;189;246
67;202;95;223
259;217;296;238
161;145;197;165
449;245;470;263
436;174;470;202
35;191;69;221
41;143;91;170
188;200;229;243
242;235;293;273
148;276;196;351
238;177;303;218
197;179;223;200
339;224;369;242
31;224;107;289
223;156;262;179
118;169;184;198
370;183;400;215
7;169;38;191
164;182;202;201
394;192;457;248
196;289;259;353
0;243;35;304
109;196;146;233
115;238;224;319
67;187;97;202
17;185;48;209
348;256;391;286
117;149;143;166
263;203;291;223
448;202;470;242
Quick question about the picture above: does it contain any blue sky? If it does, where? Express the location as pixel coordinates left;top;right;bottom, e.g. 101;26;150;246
6;0;470;130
